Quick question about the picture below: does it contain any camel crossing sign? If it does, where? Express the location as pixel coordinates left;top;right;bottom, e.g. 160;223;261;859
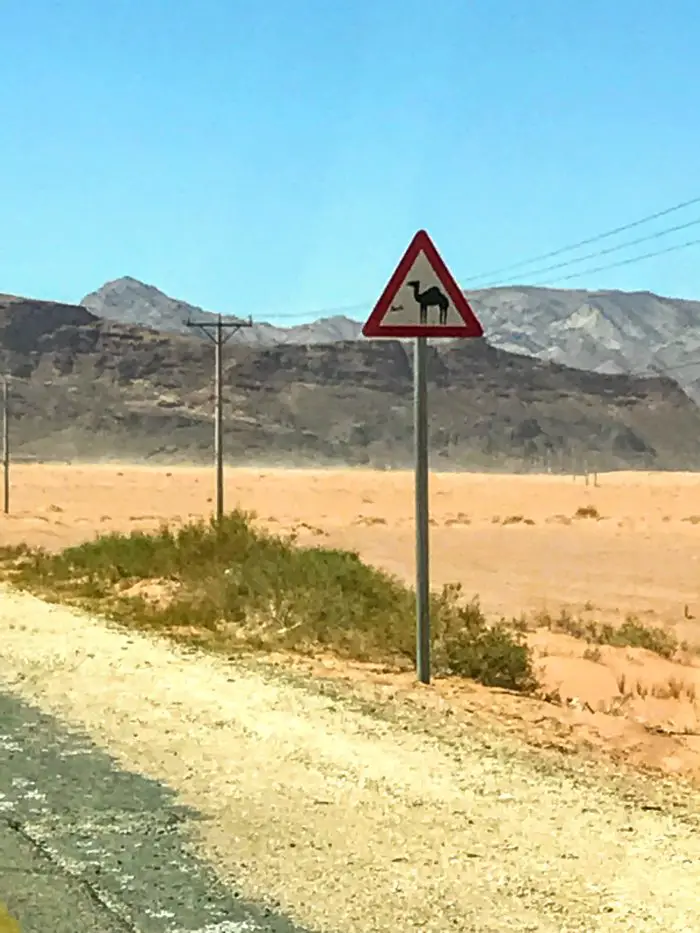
362;229;484;686
361;229;483;339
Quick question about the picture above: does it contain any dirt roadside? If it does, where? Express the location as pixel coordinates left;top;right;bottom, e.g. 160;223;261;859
0;586;699;933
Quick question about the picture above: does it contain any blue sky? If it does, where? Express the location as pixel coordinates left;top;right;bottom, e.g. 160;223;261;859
1;0;699;322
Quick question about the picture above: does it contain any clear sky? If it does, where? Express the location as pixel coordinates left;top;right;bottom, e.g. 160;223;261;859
2;0;699;322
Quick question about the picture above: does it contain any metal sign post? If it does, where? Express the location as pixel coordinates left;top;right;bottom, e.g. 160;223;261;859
362;229;483;684
414;336;430;683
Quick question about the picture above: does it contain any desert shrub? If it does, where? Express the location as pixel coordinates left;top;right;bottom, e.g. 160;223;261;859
609;617;678;659
432;585;537;691
574;505;600;519
8;511;536;691
537;608;678;660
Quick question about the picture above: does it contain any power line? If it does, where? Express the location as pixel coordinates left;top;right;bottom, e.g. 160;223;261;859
474;216;700;288
460;194;700;283
252;302;370;322
216;197;700;325
245;231;700;324
249;227;699;323
526;235;700;287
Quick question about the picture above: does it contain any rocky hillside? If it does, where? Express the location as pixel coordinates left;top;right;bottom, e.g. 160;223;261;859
467;285;700;392
81;277;700;399
2;294;700;471
81;277;360;346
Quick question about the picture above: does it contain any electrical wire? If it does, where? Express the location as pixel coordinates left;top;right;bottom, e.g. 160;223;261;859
251;301;370;323
460;194;700;283
253;229;700;322
473;216;700;288
245;195;700;323
525;235;700;287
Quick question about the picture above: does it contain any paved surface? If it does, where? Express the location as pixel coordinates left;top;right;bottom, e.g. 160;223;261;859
0;691;314;933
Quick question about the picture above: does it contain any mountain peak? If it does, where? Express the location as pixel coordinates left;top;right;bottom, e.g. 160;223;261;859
88;276;169;297
81;277;211;334
80;278;363;344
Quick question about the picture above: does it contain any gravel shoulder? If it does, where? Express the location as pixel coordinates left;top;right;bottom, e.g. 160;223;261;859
1;585;699;933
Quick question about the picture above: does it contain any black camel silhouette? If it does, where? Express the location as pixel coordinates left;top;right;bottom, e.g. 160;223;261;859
406;280;449;324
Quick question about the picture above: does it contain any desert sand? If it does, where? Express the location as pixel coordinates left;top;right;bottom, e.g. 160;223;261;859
2;463;700;783
2;462;699;622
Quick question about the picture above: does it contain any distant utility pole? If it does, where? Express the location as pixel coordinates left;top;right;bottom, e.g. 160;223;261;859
2;376;9;514
186;313;253;522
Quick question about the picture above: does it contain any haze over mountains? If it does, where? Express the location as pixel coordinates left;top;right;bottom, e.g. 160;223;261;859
1;281;699;470
82;277;700;400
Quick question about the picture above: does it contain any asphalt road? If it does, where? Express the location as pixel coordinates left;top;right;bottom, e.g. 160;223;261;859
0;690;314;933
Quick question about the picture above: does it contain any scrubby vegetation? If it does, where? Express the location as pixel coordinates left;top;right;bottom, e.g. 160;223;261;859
536;608;681;659
0;510;536;692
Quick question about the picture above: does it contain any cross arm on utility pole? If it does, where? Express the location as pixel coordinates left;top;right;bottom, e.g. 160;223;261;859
186;313;254;522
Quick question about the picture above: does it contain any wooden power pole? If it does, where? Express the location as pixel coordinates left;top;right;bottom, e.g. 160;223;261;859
186;313;253;522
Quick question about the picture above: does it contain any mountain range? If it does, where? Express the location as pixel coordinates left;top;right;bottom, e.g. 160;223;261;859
81;277;700;399
1;288;699;471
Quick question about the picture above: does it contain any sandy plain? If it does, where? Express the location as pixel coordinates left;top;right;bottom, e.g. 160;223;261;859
2;463;700;782
2;464;700;930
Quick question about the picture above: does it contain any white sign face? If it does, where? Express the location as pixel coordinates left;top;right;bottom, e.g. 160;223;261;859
362;229;483;339
379;250;468;328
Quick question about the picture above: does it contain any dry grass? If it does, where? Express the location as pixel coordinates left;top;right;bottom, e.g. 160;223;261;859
597;674;699;715
650;677;697;702
444;512;471;526
635;679;649;699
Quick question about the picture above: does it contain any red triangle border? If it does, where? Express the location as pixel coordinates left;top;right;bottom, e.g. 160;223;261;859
362;230;483;339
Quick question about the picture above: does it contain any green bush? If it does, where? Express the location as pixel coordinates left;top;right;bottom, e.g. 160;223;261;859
9;510;536;691
609;617;678;659
433;585;536;691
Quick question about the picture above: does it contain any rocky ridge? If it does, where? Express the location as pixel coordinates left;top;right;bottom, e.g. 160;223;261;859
0;293;699;470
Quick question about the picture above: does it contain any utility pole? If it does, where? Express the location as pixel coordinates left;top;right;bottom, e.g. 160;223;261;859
186;313;253;522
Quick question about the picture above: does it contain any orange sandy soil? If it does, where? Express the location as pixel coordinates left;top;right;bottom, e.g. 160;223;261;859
3;462;700;784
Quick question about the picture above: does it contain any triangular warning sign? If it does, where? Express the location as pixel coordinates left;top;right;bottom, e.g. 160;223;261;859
362;230;483;339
